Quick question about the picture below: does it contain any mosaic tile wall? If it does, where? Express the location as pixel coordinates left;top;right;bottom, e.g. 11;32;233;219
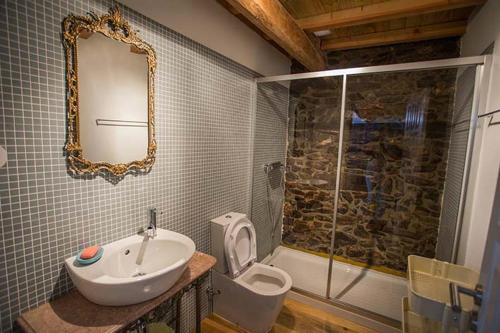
283;39;463;272
251;82;289;260
435;66;476;261
0;0;258;331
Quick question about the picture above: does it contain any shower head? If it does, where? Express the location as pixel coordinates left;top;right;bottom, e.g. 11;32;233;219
264;161;284;174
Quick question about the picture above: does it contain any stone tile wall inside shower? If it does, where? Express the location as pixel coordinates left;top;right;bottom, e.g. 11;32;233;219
283;39;461;272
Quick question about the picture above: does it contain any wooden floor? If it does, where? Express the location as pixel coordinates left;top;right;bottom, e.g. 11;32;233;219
202;298;377;333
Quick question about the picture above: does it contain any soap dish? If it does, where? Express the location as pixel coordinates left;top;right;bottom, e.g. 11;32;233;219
76;247;104;265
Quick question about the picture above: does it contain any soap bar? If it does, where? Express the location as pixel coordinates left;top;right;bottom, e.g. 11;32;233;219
80;245;101;259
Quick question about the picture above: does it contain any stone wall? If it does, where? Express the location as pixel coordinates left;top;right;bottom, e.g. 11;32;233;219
283;39;460;272
283;77;342;254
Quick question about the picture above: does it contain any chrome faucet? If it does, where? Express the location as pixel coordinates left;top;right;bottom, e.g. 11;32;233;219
146;208;157;238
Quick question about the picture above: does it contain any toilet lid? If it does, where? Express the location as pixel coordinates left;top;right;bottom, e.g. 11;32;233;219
224;216;257;278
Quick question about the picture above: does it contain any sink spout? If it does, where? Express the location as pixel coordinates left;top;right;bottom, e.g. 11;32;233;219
135;236;149;266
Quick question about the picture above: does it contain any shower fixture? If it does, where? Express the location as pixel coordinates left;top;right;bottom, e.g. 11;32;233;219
264;161;285;255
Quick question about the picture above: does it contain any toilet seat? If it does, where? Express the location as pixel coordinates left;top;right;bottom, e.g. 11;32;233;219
224;217;257;278
235;262;292;296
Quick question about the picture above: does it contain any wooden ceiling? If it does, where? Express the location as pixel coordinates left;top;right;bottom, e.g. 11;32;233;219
219;0;485;71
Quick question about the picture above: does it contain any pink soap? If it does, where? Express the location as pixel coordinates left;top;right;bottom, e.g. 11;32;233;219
80;246;100;259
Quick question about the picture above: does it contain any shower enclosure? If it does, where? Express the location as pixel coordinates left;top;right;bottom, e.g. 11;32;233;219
250;56;489;324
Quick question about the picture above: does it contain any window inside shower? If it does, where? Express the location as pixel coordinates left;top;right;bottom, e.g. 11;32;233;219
250;57;485;322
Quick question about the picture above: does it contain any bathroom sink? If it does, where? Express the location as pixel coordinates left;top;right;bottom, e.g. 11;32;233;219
65;228;195;306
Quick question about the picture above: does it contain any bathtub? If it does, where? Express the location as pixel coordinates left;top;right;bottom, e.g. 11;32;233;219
263;245;407;321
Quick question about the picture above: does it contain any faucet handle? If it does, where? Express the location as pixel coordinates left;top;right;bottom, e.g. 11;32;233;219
149;208;157;223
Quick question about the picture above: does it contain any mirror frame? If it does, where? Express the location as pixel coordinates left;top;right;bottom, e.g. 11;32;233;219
62;6;156;177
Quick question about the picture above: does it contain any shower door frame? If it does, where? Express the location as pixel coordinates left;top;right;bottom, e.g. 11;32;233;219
255;55;491;302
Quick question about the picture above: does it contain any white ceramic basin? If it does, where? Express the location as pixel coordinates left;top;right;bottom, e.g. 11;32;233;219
65;228;195;306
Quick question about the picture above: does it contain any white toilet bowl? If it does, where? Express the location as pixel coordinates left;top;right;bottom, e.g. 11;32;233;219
210;213;292;333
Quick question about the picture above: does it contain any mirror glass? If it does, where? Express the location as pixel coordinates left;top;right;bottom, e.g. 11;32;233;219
77;32;149;164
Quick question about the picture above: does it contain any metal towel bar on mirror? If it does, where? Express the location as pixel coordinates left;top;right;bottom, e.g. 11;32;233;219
95;118;148;127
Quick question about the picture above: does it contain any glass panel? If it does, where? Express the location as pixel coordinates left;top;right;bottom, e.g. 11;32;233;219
283;76;343;256
251;81;290;261
253;77;343;298
329;66;477;320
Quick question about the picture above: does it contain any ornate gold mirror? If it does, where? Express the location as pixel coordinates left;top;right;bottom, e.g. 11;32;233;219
62;7;156;178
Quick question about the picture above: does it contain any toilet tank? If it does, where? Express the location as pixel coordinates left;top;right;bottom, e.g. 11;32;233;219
210;212;247;274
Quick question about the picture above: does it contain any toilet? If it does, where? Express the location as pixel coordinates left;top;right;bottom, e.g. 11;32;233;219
210;213;292;333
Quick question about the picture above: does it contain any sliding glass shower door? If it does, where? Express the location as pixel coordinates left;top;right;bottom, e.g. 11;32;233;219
283;77;343;255
327;67;479;319
258;76;345;298
252;56;486;321
333;68;460;274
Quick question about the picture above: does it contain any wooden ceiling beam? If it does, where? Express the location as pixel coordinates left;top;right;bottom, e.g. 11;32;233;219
321;21;467;51
221;0;326;71
298;0;485;32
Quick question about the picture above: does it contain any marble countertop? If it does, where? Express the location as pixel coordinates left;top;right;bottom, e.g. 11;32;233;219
17;251;216;333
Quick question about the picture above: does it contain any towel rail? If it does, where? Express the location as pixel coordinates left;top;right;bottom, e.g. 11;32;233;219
95;118;148;127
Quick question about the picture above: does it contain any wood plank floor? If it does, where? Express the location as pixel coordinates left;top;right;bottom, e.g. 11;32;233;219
202;298;377;333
